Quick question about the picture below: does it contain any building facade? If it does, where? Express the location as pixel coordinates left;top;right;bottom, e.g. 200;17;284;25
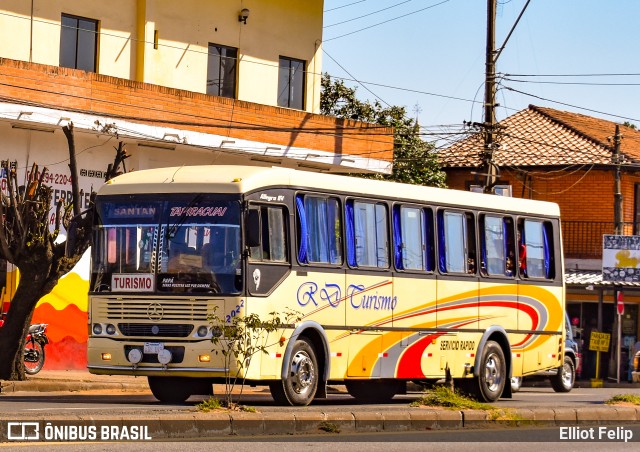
439;105;640;382
0;1;395;369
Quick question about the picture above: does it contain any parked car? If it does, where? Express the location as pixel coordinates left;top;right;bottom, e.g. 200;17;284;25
632;349;640;383
511;313;580;393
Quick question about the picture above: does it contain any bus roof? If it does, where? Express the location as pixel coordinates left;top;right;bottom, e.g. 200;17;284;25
98;165;560;217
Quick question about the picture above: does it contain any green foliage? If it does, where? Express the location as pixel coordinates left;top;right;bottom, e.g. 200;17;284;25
410;385;494;410
606;394;640;405
320;73;446;188
318;421;341;434
208;307;302;408
196;396;223;413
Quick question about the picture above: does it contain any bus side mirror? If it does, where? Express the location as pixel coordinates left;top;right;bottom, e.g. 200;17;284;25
245;209;260;248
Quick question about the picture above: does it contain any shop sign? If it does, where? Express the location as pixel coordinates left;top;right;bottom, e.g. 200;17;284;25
588;331;611;352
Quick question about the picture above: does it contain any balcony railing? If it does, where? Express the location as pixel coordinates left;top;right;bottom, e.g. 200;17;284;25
561;221;635;259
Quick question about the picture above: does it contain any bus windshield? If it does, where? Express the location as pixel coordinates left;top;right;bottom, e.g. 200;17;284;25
91;196;241;294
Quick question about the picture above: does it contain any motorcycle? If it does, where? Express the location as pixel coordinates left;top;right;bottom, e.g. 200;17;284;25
0;313;48;375
24;323;49;375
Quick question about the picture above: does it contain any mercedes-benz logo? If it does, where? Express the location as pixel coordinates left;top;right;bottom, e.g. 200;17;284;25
147;302;164;321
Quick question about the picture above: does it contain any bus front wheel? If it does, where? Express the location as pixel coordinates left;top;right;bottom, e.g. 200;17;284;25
148;376;193;404
270;338;318;406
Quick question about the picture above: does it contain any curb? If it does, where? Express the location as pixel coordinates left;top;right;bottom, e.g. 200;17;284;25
2;407;640;440
0;380;148;393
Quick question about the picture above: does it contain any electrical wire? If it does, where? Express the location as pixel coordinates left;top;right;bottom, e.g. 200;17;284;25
324;0;415;28
324;1;369;13
323;0;451;42
503;86;640;123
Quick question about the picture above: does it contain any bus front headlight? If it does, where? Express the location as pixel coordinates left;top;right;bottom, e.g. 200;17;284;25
197;326;209;337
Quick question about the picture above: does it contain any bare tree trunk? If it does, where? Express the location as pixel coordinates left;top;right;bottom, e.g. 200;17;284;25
0;267;56;380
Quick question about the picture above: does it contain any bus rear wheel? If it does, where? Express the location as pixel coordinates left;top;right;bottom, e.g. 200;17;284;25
148;376;196;404
468;340;507;402
345;380;403;403
270;338;318;406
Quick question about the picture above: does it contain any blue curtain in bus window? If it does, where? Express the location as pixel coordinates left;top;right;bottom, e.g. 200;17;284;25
542;224;551;279
296;195;308;263
393;207;403;270
437;212;446;273
345;201;356;267
424;209;435;272
305;197;327;263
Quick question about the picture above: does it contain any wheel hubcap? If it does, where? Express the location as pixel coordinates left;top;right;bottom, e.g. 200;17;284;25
561;363;573;387
290;350;315;395
484;353;503;392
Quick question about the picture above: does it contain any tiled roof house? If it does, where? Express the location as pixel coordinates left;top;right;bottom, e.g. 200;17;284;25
439;105;640;381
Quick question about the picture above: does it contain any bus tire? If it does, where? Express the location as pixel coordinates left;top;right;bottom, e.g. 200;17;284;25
550;355;575;393
474;340;507;402
271;338;318;406
148;376;193;403
345;380;402;403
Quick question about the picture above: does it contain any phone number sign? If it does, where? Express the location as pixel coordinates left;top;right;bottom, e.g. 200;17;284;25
589;331;611;352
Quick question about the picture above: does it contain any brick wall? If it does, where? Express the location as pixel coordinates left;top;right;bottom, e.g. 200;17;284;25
0;58;393;162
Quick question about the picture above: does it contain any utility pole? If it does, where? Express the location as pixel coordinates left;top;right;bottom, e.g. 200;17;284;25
612;125;623;235
481;0;498;192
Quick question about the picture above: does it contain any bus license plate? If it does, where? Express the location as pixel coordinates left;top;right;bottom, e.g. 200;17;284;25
143;342;164;354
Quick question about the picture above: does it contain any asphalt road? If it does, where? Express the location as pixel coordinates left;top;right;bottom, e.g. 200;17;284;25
1;386;639;416
2;428;640;451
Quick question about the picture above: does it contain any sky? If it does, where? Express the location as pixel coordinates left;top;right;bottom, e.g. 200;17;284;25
321;0;640;148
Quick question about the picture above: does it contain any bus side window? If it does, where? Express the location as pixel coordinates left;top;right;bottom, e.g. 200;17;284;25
438;210;472;274
394;205;435;272
248;205;288;263
347;200;389;268
518;219;555;279
480;215;514;277
297;195;342;265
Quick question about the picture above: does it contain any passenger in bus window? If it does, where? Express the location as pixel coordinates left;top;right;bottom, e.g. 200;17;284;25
506;250;515;276
518;230;527;276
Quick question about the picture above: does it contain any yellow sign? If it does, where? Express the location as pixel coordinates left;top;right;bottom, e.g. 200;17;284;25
589;332;611;352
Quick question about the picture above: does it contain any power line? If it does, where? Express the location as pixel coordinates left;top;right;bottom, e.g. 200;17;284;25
324;1;369;13
505;72;640;78
324;0;415;28
323;0;451;42
503;77;640;87
503;86;640;123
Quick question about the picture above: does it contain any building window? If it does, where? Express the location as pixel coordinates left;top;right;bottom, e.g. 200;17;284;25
278;57;305;109
60;14;98;72
207;44;237;98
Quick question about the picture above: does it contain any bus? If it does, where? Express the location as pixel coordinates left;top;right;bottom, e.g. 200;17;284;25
87;165;565;405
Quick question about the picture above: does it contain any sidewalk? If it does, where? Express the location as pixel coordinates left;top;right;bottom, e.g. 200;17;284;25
0;369;150;394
